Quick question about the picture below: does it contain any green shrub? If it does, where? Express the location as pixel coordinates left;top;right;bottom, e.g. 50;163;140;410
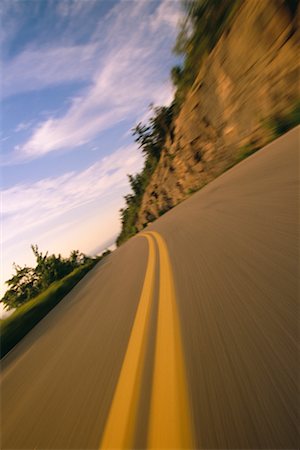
187;185;202;195
1;245;95;311
158;207;170;217
0;260;98;358
236;142;261;163
265;101;300;138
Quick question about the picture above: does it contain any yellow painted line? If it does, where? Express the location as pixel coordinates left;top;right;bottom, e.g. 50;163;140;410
146;231;195;449
99;233;156;449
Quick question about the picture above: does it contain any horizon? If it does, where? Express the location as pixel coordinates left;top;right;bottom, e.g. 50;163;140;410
1;0;183;307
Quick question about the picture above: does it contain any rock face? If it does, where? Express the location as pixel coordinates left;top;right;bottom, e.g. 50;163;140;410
136;0;299;230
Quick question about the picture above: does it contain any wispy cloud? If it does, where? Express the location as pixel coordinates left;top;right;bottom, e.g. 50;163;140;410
4;0;181;163
55;0;100;18
150;0;183;31
14;120;34;132
2;145;143;244
1;0;183;294
3;43;99;98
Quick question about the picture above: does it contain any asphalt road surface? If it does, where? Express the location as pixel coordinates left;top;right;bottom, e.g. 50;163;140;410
1;127;299;449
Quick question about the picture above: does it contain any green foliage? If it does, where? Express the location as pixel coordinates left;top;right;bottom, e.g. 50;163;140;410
264;101;300;138
234;102;300;167
186;183;204;195
235;142;261;163
284;0;299;19
0;259;99;358
1;246;97;311
133;105;174;159
100;249;112;259
171;0;241;110
116;158;156;246
224;101;300;172
171;65;184;88
158;206;171;217
116;105;174;246
3;266;40;310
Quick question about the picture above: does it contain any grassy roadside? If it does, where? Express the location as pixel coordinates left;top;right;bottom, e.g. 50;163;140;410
0;259;99;358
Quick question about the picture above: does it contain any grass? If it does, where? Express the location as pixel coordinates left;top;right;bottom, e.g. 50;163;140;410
0;260;98;358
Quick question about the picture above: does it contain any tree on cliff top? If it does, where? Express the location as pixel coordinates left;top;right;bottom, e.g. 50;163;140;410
116;104;174;246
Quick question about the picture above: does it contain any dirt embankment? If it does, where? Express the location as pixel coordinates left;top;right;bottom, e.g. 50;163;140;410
136;0;299;229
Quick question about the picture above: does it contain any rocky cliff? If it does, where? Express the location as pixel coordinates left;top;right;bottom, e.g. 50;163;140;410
136;0;299;229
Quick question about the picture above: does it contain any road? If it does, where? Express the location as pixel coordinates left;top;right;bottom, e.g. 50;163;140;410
1;127;299;449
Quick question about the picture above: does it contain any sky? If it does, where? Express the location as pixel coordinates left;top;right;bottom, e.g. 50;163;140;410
0;0;183;311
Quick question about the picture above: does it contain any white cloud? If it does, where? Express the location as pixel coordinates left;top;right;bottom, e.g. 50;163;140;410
56;0;99;18
3;43;99;98
19;107;127;158
14;120;34;132
1;143;144;296
1;198;122;299
0;0;26;51
5;0;182;163
2;145;144;244
150;0;183;31
1;0;183;295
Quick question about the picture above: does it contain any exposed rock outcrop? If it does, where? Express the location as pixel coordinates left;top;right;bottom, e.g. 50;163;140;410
136;0;299;229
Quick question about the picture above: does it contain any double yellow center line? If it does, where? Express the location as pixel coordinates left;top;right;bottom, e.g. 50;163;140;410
100;231;194;449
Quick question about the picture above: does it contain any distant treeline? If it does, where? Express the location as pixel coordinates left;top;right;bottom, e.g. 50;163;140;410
1;245;110;311
116;0;241;245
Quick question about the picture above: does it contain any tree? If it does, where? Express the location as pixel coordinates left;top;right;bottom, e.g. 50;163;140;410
132;104;174;161
1;245;92;310
171;65;184;88
117;104;174;246
1;264;40;309
31;245;73;288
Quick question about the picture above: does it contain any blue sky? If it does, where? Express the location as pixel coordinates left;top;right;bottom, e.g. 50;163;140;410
1;0;182;305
